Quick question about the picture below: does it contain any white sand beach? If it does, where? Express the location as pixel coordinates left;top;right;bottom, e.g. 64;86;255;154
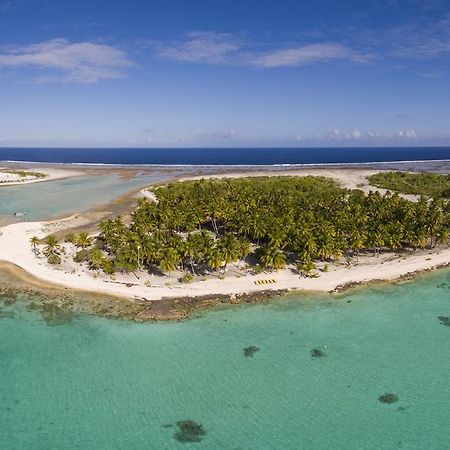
0;167;82;186
0;168;447;302
1;215;449;302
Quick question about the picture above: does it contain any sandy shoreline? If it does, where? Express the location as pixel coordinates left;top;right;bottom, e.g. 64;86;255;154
1;215;450;303
0;167;82;186
0;166;449;309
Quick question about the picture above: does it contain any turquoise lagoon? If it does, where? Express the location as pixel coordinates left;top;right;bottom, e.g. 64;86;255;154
0;171;175;225
1;271;449;449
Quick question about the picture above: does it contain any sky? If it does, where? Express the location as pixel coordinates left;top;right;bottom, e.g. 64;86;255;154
1;0;450;147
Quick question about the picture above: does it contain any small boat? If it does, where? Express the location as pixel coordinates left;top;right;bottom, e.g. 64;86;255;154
14;211;26;216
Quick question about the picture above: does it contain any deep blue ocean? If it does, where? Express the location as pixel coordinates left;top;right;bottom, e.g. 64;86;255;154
1;146;450;165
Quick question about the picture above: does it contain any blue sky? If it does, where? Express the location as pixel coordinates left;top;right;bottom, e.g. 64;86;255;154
1;0;450;147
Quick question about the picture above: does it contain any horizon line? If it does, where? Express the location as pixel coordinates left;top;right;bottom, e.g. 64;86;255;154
1;145;450;150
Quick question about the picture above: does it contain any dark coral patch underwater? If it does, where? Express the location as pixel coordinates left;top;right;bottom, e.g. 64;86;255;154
311;348;326;358
0;308;14;319
173;420;206;443
437;316;450;326
379;393;399;404
26;301;73;326
244;346;260;357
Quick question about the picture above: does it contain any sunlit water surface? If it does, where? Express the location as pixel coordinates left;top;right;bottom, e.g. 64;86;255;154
1;271;449;449
0;172;174;225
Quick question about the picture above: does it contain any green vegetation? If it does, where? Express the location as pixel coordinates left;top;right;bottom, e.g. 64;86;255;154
43;235;61;265
74;232;93;249
62;176;450;277
368;171;450;198
179;273;193;283
29;236;40;255
6;170;47;179
47;254;61;265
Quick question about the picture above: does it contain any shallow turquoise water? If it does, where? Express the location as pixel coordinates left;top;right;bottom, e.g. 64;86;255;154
1;272;449;449
0;172;172;225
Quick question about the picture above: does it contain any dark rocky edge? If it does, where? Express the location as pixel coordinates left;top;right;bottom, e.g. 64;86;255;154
0;262;288;322
2;258;450;323
144;289;289;321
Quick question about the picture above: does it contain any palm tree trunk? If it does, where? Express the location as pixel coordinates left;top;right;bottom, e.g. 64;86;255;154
212;216;219;235
189;258;196;275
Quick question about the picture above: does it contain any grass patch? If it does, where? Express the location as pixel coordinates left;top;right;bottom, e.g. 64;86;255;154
368;171;450;198
4;170;47;179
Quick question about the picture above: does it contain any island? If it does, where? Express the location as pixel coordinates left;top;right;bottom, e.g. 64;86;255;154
0;168;449;320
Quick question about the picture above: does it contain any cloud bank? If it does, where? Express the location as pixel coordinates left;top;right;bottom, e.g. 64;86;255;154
295;128;421;144
150;32;368;68
0;38;132;83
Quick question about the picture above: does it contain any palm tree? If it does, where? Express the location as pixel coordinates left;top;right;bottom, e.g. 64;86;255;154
158;247;180;275
217;233;240;272
74;232;93;249
140;236;157;267
89;248;104;271
258;245;286;270
207;247;224;272
87;174;450;278
237;238;251;260
349;231;365;259
184;234;199;274
30;236;40;255
43;235;60;257
435;227;450;246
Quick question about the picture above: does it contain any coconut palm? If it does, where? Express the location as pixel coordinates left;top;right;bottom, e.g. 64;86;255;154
158;247;180;275
217;233;240;272
43;235;60;257
30;236;40;255
74;232;93;249
258;245;286;270
84;175;450;278
207;247;224;272
89;248;104;271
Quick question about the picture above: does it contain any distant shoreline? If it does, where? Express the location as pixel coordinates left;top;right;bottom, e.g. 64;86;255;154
1;145;450;167
1;158;450;169
0;167;82;186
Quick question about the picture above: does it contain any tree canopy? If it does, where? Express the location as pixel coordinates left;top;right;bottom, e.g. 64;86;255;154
65;175;450;276
368;171;450;198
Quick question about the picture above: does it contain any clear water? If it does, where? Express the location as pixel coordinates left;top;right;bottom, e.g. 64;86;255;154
0;172;172;225
1;271;449;449
1;146;450;165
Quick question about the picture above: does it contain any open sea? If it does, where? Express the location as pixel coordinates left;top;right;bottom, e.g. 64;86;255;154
1;146;450;165
1;146;450;449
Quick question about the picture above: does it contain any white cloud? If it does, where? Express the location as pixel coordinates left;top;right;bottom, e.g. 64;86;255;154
0;38;132;83
152;31;241;64
198;128;235;140
151;32;368;68
329;129;340;138
248;43;368;68
295;128;420;143
398;129;417;138
351;129;362;139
